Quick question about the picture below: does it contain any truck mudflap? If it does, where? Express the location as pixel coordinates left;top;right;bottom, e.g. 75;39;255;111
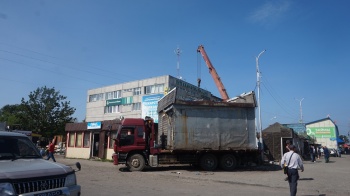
112;153;119;165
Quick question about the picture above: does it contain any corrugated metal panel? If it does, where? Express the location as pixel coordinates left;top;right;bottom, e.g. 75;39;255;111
158;104;257;151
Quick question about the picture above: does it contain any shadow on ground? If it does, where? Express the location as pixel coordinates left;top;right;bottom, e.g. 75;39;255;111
119;163;283;172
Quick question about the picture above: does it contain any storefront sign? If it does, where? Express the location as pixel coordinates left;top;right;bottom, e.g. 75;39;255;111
87;122;101;129
106;97;133;106
306;127;335;138
106;99;122;106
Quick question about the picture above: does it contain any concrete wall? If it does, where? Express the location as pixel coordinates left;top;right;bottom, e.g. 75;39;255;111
66;147;91;159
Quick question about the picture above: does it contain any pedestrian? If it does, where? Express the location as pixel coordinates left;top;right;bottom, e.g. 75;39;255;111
317;146;321;159
286;140;291;151
281;144;304;196
46;136;57;162
310;145;316;162
337;148;341;158
40;147;46;157
323;146;330;163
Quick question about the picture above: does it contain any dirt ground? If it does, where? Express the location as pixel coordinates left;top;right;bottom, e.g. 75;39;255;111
55;154;350;196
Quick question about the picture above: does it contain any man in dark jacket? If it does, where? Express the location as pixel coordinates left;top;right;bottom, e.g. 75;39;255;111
323;146;330;163
310;145;316;162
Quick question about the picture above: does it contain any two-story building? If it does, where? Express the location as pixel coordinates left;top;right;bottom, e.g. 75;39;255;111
65;75;220;160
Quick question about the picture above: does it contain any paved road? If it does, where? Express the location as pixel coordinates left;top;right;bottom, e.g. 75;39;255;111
55;154;350;196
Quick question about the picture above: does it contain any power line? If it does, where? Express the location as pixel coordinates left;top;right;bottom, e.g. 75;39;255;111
0;43;140;82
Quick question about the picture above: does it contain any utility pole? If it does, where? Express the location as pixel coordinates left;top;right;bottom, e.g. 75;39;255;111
256;49;266;160
295;98;304;123
174;46;182;79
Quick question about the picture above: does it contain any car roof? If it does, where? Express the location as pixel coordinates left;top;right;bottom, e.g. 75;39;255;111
0;131;28;137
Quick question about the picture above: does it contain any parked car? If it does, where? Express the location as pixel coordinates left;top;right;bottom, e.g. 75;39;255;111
0;131;81;195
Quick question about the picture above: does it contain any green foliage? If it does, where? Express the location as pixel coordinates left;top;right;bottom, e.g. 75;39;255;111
19;86;77;137
0;104;22;128
0;86;77;137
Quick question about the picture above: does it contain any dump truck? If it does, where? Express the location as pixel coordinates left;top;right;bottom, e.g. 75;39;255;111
112;88;260;171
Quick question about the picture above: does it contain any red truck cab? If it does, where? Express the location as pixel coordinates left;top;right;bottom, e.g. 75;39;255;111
112;117;159;171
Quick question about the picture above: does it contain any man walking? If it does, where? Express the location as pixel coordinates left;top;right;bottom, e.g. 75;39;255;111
323;146;330;163
310;145;316;162
281;145;304;196
46;136;57;162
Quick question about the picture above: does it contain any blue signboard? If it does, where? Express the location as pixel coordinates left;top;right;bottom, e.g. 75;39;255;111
284;123;306;135
142;94;163;123
87;122;101;129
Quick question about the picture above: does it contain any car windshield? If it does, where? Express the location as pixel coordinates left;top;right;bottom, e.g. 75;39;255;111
0;136;41;160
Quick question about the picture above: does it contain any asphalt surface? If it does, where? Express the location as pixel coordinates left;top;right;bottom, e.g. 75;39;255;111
54;153;350;196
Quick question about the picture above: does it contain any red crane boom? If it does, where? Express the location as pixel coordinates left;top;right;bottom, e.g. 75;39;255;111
197;45;229;101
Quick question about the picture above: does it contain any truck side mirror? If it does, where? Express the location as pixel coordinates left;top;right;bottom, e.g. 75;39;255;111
75;162;81;171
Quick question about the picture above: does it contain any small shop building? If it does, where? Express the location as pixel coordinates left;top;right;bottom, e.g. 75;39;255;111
65;120;122;160
262;122;308;162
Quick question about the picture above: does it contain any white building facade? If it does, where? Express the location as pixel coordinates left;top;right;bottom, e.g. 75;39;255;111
306;117;340;149
86;75;216;122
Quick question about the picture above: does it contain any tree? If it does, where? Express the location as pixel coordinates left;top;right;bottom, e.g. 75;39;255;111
0;104;23;129
339;135;349;144
20;86;76;137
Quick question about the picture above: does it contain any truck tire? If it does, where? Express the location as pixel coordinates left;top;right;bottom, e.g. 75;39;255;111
219;154;237;171
199;153;218;171
127;154;145;171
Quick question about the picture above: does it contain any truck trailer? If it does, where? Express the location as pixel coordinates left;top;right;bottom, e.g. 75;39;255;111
112;88;261;171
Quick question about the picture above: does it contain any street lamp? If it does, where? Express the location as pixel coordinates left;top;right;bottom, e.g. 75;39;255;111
295;98;304;123
256;49;266;160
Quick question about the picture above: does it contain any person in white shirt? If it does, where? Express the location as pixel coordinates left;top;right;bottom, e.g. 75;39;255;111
281;145;304;196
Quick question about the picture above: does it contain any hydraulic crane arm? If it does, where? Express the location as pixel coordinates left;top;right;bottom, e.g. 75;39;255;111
197;45;229;101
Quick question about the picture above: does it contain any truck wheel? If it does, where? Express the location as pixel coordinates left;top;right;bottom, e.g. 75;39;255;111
200;153;218;171
127;154;145;171
219;154;237;171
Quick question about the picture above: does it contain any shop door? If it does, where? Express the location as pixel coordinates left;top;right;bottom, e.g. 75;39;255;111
93;133;100;157
98;131;108;159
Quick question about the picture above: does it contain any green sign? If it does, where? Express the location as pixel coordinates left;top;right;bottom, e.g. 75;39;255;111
106;98;122;106
306;127;335;138
106;97;133;106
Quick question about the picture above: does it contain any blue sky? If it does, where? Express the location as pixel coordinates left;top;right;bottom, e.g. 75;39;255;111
0;1;349;136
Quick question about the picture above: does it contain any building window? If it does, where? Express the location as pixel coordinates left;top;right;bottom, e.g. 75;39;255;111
133;87;141;95
105;105;120;113
89;93;104;102
109;131;117;148
83;132;90;148
76;132;82;147
68;133;75;147
105;90;121;100
132;102;141;111
144;84;164;94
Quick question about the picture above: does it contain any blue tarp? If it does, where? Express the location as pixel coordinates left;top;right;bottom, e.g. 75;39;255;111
337;138;345;143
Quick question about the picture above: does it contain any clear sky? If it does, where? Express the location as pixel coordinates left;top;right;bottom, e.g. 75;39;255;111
0;1;349;136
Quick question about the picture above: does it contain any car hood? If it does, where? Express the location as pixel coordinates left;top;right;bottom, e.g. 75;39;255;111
0;159;73;179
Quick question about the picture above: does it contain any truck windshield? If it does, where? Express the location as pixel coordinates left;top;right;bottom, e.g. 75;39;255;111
119;128;135;146
0;136;41;160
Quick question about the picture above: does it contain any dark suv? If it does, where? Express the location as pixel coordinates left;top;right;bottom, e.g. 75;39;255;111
0;131;81;196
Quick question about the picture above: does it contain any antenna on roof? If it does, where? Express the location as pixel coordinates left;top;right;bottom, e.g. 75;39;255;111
174;46;182;79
